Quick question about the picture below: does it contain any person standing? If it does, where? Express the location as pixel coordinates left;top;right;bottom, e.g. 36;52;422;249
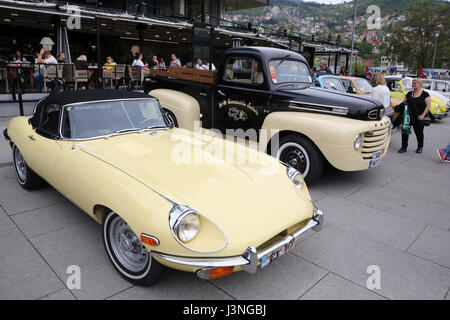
397;78;431;154
370;72;393;120
316;60;332;75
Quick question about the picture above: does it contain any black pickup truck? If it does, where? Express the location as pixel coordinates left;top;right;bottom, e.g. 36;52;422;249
146;46;391;183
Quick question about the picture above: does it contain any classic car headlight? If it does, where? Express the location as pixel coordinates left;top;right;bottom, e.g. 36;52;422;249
176;212;200;242
354;134;362;151
169;205;200;243
286;166;304;189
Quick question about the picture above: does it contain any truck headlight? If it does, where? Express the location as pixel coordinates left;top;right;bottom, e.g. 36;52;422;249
170;205;200;243
286;166;304;189
354;134;362;151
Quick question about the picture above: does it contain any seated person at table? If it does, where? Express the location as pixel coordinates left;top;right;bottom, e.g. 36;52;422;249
33;48;57;90
57;52;66;63
169;53;181;68
103;56;116;71
132;53;150;71
74;55;88;70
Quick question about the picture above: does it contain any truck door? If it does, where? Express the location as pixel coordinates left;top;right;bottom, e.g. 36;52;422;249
215;55;271;137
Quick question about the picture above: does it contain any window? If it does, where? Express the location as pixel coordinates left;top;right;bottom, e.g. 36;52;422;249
62;98;167;139
223;57;264;85
434;81;448;92
341;79;351;90
38;104;61;137
422;80;432;90
355;79;373;94
268;59;311;84
321;78;346;93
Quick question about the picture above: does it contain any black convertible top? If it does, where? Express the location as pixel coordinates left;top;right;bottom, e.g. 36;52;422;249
38;90;152;106
30;90;153;128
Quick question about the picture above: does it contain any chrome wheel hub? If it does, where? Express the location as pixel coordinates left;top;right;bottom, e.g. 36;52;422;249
14;148;27;182
109;216;149;272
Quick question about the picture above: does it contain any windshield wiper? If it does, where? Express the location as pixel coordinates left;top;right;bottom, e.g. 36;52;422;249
141;125;169;131
277;82;310;89
115;128;140;134
275;54;291;68
103;128;141;139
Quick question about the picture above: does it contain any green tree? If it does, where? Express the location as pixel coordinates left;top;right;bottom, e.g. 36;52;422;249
387;0;449;71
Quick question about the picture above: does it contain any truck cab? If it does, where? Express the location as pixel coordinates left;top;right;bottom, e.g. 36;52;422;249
147;47;391;183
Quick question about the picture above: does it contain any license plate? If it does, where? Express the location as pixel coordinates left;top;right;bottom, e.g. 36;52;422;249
260;239;295;268
373;149;384;159
369;158;382;168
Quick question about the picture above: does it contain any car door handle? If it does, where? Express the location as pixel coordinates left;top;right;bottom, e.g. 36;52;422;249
217;90;226;96
28;135;36;141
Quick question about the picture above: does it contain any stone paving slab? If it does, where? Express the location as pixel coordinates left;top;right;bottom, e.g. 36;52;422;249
407;225;450;269
347;185;450;231
109;269;233;300
315;195;426;251
0;175;67;216
0;226;64;299
292;225;450;300
38;288;76;300
11;202;91;239
299;273;385;300
211;253;328;300
29;220;134;300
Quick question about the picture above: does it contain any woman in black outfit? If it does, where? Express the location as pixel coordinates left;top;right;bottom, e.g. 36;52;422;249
397;78;431;154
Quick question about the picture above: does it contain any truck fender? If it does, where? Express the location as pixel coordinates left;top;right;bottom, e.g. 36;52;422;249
149;89;200;131
261;111;372;171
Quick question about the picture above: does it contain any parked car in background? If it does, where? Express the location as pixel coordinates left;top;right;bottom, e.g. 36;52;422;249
148;47;392;184
314;75;346;93
385;76;448;120
421;79;450;101
339;76;373;96
3;90;324;286
340;75;402;116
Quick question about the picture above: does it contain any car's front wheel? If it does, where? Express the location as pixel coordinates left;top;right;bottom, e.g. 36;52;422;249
12;144;43;189
102;210;162;286
275;134;324;184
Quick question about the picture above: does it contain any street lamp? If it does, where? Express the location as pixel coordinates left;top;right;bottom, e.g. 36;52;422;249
431;29;440;79
349;0;357;76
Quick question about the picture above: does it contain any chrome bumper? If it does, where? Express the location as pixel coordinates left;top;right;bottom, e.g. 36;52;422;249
151;209;323;279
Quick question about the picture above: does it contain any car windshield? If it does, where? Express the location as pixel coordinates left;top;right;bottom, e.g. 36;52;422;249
269;59;312;84
62;98;168;139
355;79;372;94
321;77;346;93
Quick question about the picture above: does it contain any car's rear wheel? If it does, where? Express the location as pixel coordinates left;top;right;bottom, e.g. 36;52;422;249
12;145;43;189
275;134;324;184
102;210;162;286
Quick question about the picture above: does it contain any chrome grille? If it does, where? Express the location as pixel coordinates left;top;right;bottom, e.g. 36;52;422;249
368;109;379;120
361;127;390;159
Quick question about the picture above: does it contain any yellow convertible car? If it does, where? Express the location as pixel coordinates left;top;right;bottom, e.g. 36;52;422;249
3;90;323;285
